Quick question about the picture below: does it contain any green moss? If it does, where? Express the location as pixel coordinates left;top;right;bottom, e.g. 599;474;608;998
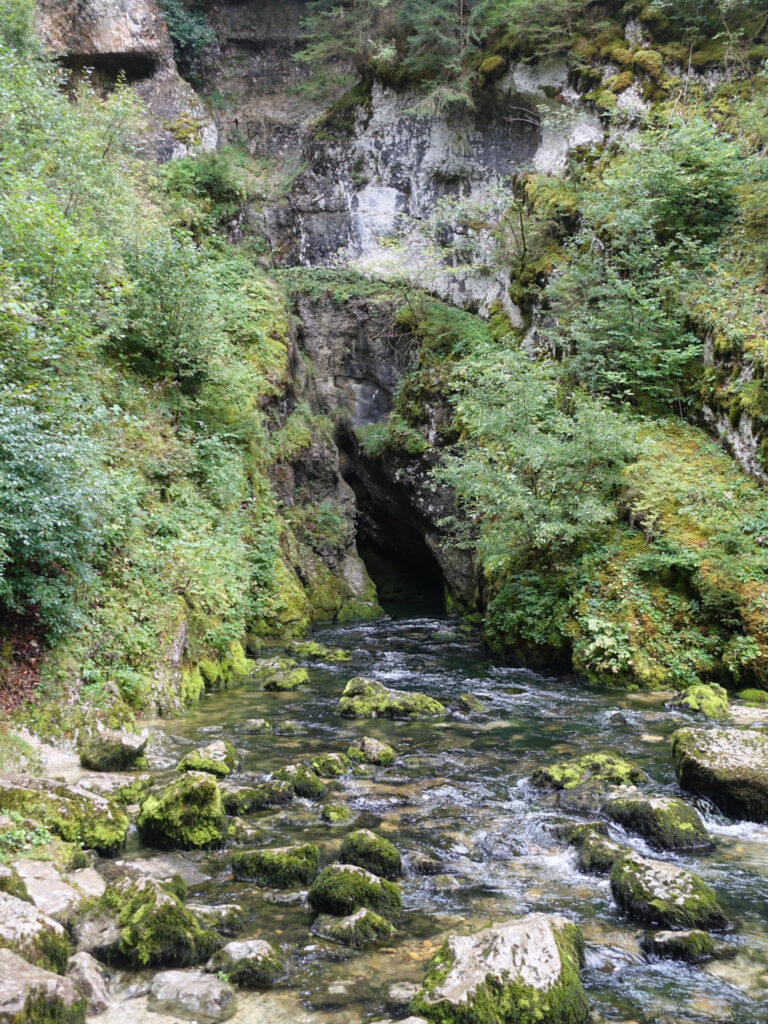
97;877;220;967
0;898;71;974
208;941;285;987
309;864;401;922
610;853;728;930
736;687;768;705
340;828;402;880
309;752;350;778
559;825;626;875
338;677;445;719
633;48;664;80
177;741;239;777
313;908;395;947
137;772;226;850
231;843;319;887
346;737;396;766
253;656;309;692
287;641;352;662
479;54;506;79
531;752;646;790
111;775;152;806
311;81;373;143
180;664;205;704
79;733;146;772
273;764;327;800
221;779;293;816
321;803;351;824
640;928;716;962
604;796;710;851
0;864;30;901
672;683;728;720
6;988;86;1024
608;70;634;94
456;693;486;713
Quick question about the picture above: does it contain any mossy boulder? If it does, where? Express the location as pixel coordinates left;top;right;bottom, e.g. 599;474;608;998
338;677;445;719
0;775;128;857
231;844;319;887
321;803;351;824
672;726;768;822
639;928;716;962
287;641;352;663
206;939;285;987
111;774;152;806
410;914;588;1024
81;877;220;968
79;729;147;772
671;683;728;720
221;779;293;816
736;688;768;706
603;793;710;850
309;752;350;778
254;656;309;692
308;864;401;922
0;863;30;901
0;948;86;1024
178;740;239;778
312;908;395;947
610;853;728;930
242;718;271;734
340;829;402;880
199;641;254;691
632;48;664;80
347;736;396;766
273;763;327;800
137;772;227;850
0;891;71;973
455;693;486;713
559;825;626;875
531;752;646;791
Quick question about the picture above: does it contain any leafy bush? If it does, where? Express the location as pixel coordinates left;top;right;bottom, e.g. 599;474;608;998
158;0;215;80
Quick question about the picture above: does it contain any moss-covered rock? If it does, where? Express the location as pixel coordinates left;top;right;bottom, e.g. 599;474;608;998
347;736;396;766
410;914;588;1024
253;656;309;692
632;48;664;80
242;718;271;734
736;688;768;706
531;752;646;791
340;828;402;880
321;803;351;824
220;779;293;816
231;843;319;887
671;683;728;720
610;853;728;930
0;948;86;1024
309;752;350;778
672;726;768;822
82;877;220;968
308;864;402;922
0;862;30;901
186;902;247;936
455;693;486;713
640;928;716;962
287;641;352;662
137;772;227;850
79;730;147;772
178;740;239;778
312;908;395;947
273;763;327;800
603;793;710;850
199;642;254;691
206;939;285;987
559;824;627;875
111;774;153;806
0;775;128;857
0;891;71;973
338;677;445;719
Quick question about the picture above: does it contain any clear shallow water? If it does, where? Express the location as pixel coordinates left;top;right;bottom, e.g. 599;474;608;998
129;616;768;1023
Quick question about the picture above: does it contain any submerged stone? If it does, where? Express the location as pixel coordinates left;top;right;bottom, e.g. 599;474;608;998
347;736;396;765
670;683;729;720
148;970;236;1024
671;726;768;822
312;907;395;947
0;891;71;973
640;928;717;962
603;793;710;850
242;718;271;734
609;852;728;930
137;772;227;850
455;693;486;713
338;677;445;719
0;948;85;1024
231;844;319;887
287;641;352;662
531;752;646;790
79;729;147;772
207;939;285;987
186;903;247;936
410;914;588;1024
308;864;401;922
178;740;239;778
340;828;402;880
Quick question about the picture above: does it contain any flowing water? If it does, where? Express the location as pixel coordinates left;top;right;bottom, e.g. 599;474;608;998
112;615;768;1024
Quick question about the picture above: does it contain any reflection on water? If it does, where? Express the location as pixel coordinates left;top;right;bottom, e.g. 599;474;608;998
127;616;768;1024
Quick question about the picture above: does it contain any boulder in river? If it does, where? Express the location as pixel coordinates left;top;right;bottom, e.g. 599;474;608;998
639;928;716;962
455;693;486;713
137;771;227;850
340;828;402;880
409;913;588;1024
0;948;85;1024
207;939;285;987
241;717;271;733
0;890;70;973
321;803;352;824
287;640;352;662
670;683;729;720
78;729;147;772
531;752;646;790
177;740;239;777
610;852;728;930
603;793;710;850
273;763;327;799
308;864;402;922
338;677;445;719
347;736;396;765
220;779;293;816
559;824;627;875
231;843;320;887
148;970;236;1024
312;908;395;947
671;726;768;822
310;752;350;777
254;656;309;691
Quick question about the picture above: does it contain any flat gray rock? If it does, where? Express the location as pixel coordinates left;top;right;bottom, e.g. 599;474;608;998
672;727;768;822
0;948;84;1024
148;970;236;1023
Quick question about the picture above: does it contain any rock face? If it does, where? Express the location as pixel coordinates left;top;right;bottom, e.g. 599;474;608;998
79;729;147;771
671;727;768;822
0;891;71;974
603;793;710;851
66;951;111;1014
610;853;728;930
206;939;285;987
410;914;588;1024
148;970;236;1024
0;948;86;1024
338;677;445;719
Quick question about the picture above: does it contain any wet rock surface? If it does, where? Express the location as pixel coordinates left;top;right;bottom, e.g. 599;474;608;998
672;726;768;821
147;969;237;1023
610;853;728;930
0;947;85;1024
